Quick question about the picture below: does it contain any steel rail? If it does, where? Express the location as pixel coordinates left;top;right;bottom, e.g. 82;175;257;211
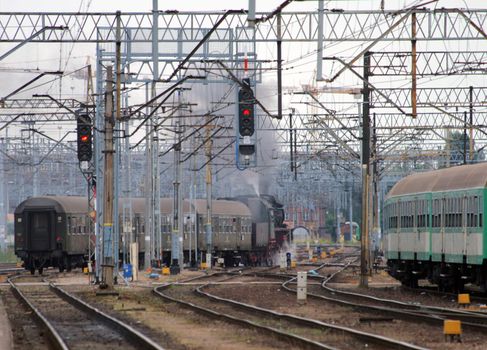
8;274;165;350
8;275;68;350
272;263;487;332
321;264;487;322
153;278;337;350
0;267;23;274
195;276;426;350
50;283;165;350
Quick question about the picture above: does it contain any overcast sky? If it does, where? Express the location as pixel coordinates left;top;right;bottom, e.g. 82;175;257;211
0;0;485;13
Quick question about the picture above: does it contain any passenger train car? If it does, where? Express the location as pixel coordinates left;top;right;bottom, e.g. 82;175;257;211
383;162;487;291
14;195;288;273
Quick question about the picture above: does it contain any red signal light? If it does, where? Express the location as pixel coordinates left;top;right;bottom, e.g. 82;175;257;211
80;135;89;142
243;108;251;116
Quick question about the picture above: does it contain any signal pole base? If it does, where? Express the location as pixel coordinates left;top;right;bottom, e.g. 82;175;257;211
170;265;180;275
97;264;119;296
170;259;180;275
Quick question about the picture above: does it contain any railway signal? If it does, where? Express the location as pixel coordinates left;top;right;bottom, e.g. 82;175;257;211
237;79;256;159
76;110;92;162
238;82;255;137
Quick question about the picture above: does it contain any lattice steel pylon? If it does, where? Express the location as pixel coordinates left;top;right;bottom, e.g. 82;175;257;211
1;4;487;279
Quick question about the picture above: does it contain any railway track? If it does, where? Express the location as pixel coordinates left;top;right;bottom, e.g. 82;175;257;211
274;259;487;333
401;284;487;305
153;269;425;350
0;262;23;275
8;274;164;350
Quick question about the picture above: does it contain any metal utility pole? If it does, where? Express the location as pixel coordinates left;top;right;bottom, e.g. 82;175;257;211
178;111;184;269
277;12;283;120
101;65;115;290
144;0;161;270
152;0;162;267
463;111;467;165
0;140;6;252
205;114;213;269
370;113;378;272
144;85;152;270
360;52;371;288
411;11;417;118
335;193;341;244
192;137;198;266
171;134;181;273
469;86;474;161
349;181;353;241
289;111;294;174
170;92;182;274
112;10;122;280
316;0;324;81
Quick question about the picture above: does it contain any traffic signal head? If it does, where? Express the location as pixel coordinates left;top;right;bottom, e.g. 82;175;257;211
238;87;255;137
76;112;92;162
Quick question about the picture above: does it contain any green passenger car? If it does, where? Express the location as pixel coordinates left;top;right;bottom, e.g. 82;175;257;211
383;163;486;291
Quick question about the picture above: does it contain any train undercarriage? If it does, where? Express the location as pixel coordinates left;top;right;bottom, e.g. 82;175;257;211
19;251;85;275
388;257;487;292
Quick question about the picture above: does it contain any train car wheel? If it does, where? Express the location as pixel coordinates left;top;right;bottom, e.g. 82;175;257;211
30;267;35;275
38;267;43;275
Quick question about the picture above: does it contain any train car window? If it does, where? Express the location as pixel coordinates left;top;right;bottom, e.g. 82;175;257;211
424;200;427;227
409;201;414;227
479;196;483;228
455;198;459;227
401;202;405;228
418;208;422;227
410;201;413;228
469;197;474;227
387;205;394;230
389;203;393;229
407;201;411;228
403;202;407;228
449;199;453;227
432;201;436;227
388;204;391;229
474;197;478;227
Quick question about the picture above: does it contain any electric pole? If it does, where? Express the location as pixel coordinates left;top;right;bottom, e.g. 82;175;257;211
360;52;371;288
100;65;115;291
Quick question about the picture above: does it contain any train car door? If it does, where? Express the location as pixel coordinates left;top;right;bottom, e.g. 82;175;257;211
27;210;54;251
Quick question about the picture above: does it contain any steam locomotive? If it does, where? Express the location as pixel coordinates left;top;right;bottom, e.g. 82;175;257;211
14;195;289;273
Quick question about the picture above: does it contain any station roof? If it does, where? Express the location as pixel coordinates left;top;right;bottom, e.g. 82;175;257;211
387;162;487;198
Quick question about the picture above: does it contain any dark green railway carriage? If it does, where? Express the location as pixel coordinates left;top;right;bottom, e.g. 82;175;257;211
384;163;486;290
14;196;90;274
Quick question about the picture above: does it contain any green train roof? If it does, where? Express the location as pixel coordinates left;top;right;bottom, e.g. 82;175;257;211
387;162;487;198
